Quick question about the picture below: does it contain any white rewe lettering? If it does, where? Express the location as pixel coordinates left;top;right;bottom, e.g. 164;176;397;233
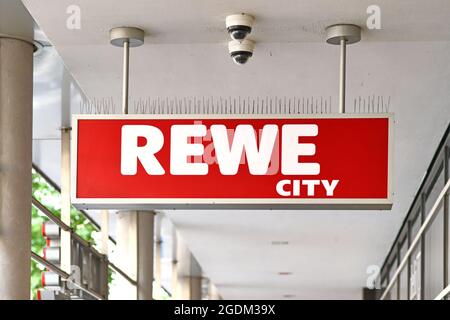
211;124;278;175
120;125;165;175
281;124;320;175
120;123;324;178
170;125;208;175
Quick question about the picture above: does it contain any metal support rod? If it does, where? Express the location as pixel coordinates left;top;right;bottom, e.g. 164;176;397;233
122;40;130;114
110;27;144;114
325;24;360;114
339;38;346;113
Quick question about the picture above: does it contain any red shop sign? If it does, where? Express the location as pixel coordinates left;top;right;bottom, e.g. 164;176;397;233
71;114;393;210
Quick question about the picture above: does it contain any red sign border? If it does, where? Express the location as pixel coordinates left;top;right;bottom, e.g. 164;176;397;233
71;113;394;210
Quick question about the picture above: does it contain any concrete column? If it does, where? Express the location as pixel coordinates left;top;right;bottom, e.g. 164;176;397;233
174;276;188;300
116;211;154;300
99;210;109;255
0;0;33;300
154;214;162;288
171;229;178;299
0;14;34;299
189;276;202;300
60;69;72;274
137;212;154;300
171;260;178;299
115;212;137;299
173;233;203;300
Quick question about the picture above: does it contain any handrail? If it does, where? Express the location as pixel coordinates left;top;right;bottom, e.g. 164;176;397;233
108;261;137;286
31;251;104;300
379;124;450;280
32;197;106;260
31;251;70;279
32;165;172;297
380;178;450;299
32;164;62;194
32;197;70;232
434;284;450;300
32;163;116;245
161;286;172;298
34;194;139;290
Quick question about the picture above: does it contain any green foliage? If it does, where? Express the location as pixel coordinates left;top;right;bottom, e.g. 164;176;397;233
31;169;170;300
31;169;97;299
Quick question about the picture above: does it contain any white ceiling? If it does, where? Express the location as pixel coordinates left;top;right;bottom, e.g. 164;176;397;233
24;0;450;299
21;0;450;44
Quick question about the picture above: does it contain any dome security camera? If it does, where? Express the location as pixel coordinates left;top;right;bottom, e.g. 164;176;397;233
228;39;255;65
226;13;254;40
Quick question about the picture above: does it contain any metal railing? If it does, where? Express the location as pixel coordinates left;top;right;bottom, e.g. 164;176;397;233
31;251;104;300
32;165;136;299
378;124;450;300
380;179;450;299
109;261;137;286
32;196;137;299
32;197;104;258
32;164;116;245
32;197;109;299
32;163;172;299
435;284;450;300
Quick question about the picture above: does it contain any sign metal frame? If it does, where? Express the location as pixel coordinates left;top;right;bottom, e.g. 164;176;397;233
71;113;394;210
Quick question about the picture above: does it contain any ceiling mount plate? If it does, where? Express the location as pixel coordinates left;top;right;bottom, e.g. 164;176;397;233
110;27;144;47
325;24;361;45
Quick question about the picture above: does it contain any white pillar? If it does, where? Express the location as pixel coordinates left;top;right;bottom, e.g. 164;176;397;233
0;36;34;299
171;260;178;299
0;2;34;299
154;214;162;288
116;211;154;300
100;210;109;255
175;277;190;300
